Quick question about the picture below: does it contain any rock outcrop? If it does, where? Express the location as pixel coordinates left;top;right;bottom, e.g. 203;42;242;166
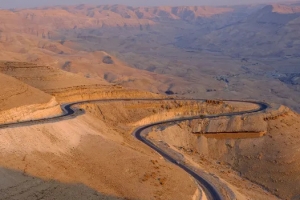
46;85;163;103
0;97;62;124
146;104;300;199
190;104;290;134
0;72;62;124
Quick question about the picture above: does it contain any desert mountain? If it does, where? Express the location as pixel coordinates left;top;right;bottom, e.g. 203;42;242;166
0;3;299;112
270;3;300;13
177;4;300;57
0;72;53;111
0;2;299;200
0;4;233;39
1;3;298;51
0;61;101;90
64;4;233;20
2;3;298;58
0;71;62;123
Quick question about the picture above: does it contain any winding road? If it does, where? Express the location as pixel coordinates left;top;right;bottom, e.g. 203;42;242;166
0;98;269;200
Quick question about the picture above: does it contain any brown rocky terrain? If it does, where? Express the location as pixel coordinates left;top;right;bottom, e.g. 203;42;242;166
0;61;164;103
0;3;299;112
0;61;101;90
0;79;289;200
147;105;300;199
0;2;299;200
0;112;198;200
0;5;233;34
185;4;300;57
0;100;244;200
0;61;199;199
0;72;62;124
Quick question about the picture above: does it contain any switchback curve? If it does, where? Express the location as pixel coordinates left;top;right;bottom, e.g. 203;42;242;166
0;98;269;200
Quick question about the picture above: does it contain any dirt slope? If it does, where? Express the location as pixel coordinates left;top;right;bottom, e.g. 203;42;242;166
0;5;232;35
148;107;300;199
0;106;199;200
0;72;52;111
0;72;62;123
0;61;102;91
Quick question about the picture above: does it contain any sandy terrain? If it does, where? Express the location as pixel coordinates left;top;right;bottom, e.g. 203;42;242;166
0;61;102;91
0;72;53;111
0;4;299;112
0;167;122;200
0;73;62;124
0;108;199;200
0;98;282;200
0;2;298;200
147;107;300;199
0;77;298;199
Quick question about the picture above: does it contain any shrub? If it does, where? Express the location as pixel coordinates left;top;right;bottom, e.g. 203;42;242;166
102;56;114;64
165;90;174;95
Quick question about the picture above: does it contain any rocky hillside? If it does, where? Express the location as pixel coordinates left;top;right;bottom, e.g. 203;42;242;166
64;5;233;20
0;3;299;113
0;61;101;91
0;3;299;57
0;72;62;124
178;4;300;57
148;104;300;199
0;5;232;39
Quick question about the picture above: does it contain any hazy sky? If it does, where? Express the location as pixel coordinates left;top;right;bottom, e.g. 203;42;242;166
0;0;292;9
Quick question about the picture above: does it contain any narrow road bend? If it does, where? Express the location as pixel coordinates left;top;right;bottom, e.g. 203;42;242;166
0;98;269;200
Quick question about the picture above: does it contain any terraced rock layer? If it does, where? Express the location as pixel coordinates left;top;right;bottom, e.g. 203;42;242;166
46;85;162;103
147;106;300;199
0;72;62;124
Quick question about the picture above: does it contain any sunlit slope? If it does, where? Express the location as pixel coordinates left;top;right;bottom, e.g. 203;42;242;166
0;72;62;123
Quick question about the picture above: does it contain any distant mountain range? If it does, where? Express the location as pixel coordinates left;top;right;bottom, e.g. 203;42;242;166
0;3;299;58
0;2;299;115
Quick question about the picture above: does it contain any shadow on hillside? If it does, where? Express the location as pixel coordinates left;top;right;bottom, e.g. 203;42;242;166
0;167;123;200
